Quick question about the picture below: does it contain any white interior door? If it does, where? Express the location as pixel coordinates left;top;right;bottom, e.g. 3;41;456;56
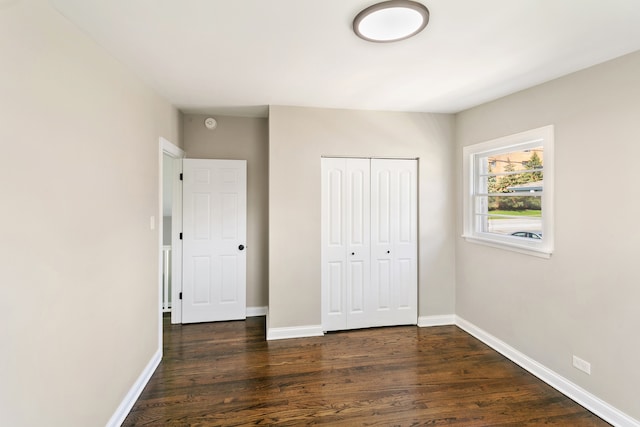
321;158;371;331
182;159;247;323
370;159;417;327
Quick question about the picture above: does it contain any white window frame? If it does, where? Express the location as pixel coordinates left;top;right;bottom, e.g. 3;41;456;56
462;125;554;258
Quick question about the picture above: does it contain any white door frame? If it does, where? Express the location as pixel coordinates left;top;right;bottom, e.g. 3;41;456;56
159;137;184;330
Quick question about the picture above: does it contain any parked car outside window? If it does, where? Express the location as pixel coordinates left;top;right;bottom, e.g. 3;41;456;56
511;231;542;239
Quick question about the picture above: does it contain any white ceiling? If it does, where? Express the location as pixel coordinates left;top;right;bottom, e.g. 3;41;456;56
51;0;640;117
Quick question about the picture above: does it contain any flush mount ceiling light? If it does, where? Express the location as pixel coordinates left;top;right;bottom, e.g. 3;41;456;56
353;0;429;43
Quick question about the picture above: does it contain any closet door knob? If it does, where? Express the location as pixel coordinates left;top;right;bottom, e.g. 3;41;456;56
239;244;245;251
387;250;390;254
351;252;355;255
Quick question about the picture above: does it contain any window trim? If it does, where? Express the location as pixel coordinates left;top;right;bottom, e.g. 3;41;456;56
462;125;554;258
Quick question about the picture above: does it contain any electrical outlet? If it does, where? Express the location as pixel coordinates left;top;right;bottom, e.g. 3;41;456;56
572;355;591;375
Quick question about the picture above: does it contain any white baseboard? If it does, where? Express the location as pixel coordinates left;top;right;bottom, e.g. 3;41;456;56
455;316;640;427
106;348;161;427
246;306;268;317
266;324;324;341
417;314;456;327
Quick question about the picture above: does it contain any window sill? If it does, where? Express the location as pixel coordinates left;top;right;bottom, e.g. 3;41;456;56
462;234;552;259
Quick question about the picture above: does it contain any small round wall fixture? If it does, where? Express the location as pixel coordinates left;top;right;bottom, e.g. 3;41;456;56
204;117;217;130
353;0;429;43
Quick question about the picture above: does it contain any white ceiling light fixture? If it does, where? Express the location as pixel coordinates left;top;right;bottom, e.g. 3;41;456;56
353;0;430;43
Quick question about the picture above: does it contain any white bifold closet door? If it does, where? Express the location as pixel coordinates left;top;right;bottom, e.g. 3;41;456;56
321;157;417;332
321;158;372;331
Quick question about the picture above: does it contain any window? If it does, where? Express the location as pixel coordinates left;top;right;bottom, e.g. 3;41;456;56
463;125;554;258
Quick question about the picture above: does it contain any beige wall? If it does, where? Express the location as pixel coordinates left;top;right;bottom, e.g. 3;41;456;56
456;51;640;420
268;106;456;330
0;1;181;426
183;114;269;308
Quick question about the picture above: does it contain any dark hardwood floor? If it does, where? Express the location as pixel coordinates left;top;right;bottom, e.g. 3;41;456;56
123;315;609;426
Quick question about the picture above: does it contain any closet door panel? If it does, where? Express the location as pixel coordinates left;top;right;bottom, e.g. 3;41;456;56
376;260;391;308
349;261;365;312
345;159;371;328
321;158;348;331
371;159;418;326
348;168;367;246
371;162;394;325
399;170;413;243
373;169;391;244
322;157;372;331
327;262;344;314
397;258;412;308
392;161;417;322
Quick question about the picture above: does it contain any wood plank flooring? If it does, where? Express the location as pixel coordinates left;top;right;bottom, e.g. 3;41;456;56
123;316;609;426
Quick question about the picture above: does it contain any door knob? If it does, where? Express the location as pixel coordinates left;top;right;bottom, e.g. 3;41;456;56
387;250;390;254
239;244;245;251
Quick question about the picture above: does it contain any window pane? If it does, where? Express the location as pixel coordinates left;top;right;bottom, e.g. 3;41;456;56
485;195;542;239
488;195;542;213
481;146;544;174
479;149;542;194
486;216;543;239
476;146;544;241
491;172;543;194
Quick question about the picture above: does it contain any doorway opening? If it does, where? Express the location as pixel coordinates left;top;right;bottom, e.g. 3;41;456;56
162;152;174;313
159;137;184;330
